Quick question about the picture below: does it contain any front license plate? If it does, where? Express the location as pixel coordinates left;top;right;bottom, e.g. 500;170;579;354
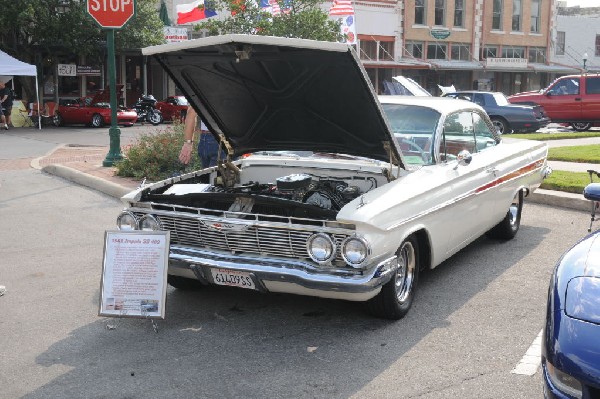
210;268;256;290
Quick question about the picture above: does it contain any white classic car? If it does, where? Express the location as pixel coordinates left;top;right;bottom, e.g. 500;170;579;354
116;35;551;319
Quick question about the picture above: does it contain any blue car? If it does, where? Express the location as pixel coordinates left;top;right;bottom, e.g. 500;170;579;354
542;181;600;398
443;91;550;134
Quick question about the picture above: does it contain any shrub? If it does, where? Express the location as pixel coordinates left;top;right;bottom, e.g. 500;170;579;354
115;122;203;181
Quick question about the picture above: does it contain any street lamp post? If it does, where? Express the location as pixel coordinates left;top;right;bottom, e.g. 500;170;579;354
583;52;588;72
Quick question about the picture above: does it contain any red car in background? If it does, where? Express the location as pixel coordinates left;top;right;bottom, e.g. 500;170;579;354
155;96;188;122
53;85;138;128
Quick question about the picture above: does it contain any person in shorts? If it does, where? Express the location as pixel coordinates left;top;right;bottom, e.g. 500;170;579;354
0;82;13;130
178;105;226;168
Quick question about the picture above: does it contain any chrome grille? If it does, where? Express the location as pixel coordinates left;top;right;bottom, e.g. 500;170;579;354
138;212;351;262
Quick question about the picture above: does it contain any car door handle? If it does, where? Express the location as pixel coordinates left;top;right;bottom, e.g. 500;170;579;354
575;98;582;101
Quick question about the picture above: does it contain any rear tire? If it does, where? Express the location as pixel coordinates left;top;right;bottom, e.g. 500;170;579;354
486;190;523;240
367;236;420;320
53;113;63;127
147;110;163;126
571;122;592;132
491;117;511;134
167;275;203;290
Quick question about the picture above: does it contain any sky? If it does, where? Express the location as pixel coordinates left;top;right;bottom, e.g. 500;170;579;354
565;0;600;6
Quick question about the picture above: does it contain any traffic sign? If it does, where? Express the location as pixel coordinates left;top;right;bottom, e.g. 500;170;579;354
87;0;135;29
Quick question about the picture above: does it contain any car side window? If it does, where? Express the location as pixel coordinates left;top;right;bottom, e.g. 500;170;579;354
548;78;580;96
586;77;600;94
473;112;497;152
472;94;485;106
442;111;476;160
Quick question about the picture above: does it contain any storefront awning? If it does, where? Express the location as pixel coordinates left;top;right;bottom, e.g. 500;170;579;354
528;63;581;73
428;60;484;70
361;59;431;69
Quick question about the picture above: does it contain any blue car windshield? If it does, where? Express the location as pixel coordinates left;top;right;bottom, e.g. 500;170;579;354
381;104;440;165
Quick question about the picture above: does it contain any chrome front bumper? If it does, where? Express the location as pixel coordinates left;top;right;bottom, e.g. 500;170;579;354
168;245;399;302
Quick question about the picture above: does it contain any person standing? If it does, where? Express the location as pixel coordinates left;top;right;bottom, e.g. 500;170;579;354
0;82;13;130
178;105;226;168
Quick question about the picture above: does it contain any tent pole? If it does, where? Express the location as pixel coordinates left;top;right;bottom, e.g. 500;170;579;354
35;76;40;130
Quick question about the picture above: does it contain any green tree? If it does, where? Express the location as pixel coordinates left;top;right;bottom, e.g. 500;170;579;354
194;0;343;42
0;0;165;102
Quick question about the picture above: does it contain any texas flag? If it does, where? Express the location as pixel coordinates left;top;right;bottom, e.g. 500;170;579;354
176;0;217;24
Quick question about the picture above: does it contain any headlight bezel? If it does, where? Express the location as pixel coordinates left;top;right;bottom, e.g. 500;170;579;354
341;236;370;267
306;233;337;265
138;214;162;231
116;211;138;231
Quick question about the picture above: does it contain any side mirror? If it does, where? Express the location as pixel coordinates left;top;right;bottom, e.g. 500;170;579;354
454;150;472;169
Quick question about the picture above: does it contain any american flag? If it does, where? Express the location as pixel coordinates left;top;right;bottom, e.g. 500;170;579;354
329;0;354;16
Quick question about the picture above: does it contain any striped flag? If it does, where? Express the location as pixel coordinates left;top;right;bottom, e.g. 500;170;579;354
329;0;354;16
176;0;217;24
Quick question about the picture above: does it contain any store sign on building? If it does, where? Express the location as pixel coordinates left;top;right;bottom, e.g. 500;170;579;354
57;64;77;77
486;58;528;69
164;27;189;43
430;27;451;40
77;65;102;76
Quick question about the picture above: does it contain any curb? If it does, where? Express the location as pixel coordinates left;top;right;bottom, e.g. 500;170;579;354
528;188;590;212
42;164;130;199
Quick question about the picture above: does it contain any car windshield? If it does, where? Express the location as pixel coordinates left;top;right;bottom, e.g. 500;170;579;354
175;97;189;106
381;104;439;166
492;92;509;106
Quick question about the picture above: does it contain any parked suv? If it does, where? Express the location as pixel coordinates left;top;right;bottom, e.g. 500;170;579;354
508;74;600;131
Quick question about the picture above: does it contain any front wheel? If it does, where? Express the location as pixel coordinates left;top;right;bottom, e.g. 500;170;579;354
486;190;523;240
53;113;63;127
367;236;420;320
147;110;163;126
490;117;511;135
571;122;592;132
91;113;104;128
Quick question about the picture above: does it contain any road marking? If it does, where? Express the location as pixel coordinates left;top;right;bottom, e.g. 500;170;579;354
511;329;543;376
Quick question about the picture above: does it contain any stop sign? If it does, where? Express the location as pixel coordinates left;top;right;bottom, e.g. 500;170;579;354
87;0;135;29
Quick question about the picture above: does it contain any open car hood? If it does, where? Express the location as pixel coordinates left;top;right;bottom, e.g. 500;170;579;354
142;35;403;166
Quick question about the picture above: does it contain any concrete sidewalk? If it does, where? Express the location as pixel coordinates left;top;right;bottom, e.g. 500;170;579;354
34;142;597;212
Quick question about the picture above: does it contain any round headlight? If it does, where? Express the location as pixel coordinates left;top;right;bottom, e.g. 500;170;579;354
342;237;369;266
307;233;336;264
138;215;161;231
117;212;137;231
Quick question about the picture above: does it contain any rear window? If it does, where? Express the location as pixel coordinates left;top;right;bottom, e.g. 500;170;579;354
586;77;600;94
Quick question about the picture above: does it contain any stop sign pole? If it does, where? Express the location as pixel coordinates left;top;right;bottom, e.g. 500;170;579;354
86;0;136;167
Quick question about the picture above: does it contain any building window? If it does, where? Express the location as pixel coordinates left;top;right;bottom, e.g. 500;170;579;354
528;47;546;63
512;0;522;31
415;0;426;25
454;0;464;27
531;0;541;33
435;0;445;26
406;41;423;58
596;35;600;56
481;47;498;59
379;41;394;61
427;43;448;59
492;0;503;30
555;31;565;55
502;46;525;58
360;40;377;61
451;44;470;60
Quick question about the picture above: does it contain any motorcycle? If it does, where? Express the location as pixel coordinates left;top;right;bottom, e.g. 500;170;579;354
133;94;163;125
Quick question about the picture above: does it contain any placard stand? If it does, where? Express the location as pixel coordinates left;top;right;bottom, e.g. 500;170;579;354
99;230;170;326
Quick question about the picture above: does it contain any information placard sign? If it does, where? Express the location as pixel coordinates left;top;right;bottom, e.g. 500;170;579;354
99;230;170;319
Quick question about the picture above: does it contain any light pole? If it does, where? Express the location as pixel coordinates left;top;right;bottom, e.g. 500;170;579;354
583;52;588;72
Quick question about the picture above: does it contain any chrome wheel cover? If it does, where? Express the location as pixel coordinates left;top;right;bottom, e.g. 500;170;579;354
91;115;102;127
492;119;505;134
395;241;416;303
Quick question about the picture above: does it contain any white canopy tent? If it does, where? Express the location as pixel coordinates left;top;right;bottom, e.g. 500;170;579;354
0;50;40;129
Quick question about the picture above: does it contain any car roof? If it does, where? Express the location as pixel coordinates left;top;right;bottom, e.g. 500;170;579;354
378;95;486;114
